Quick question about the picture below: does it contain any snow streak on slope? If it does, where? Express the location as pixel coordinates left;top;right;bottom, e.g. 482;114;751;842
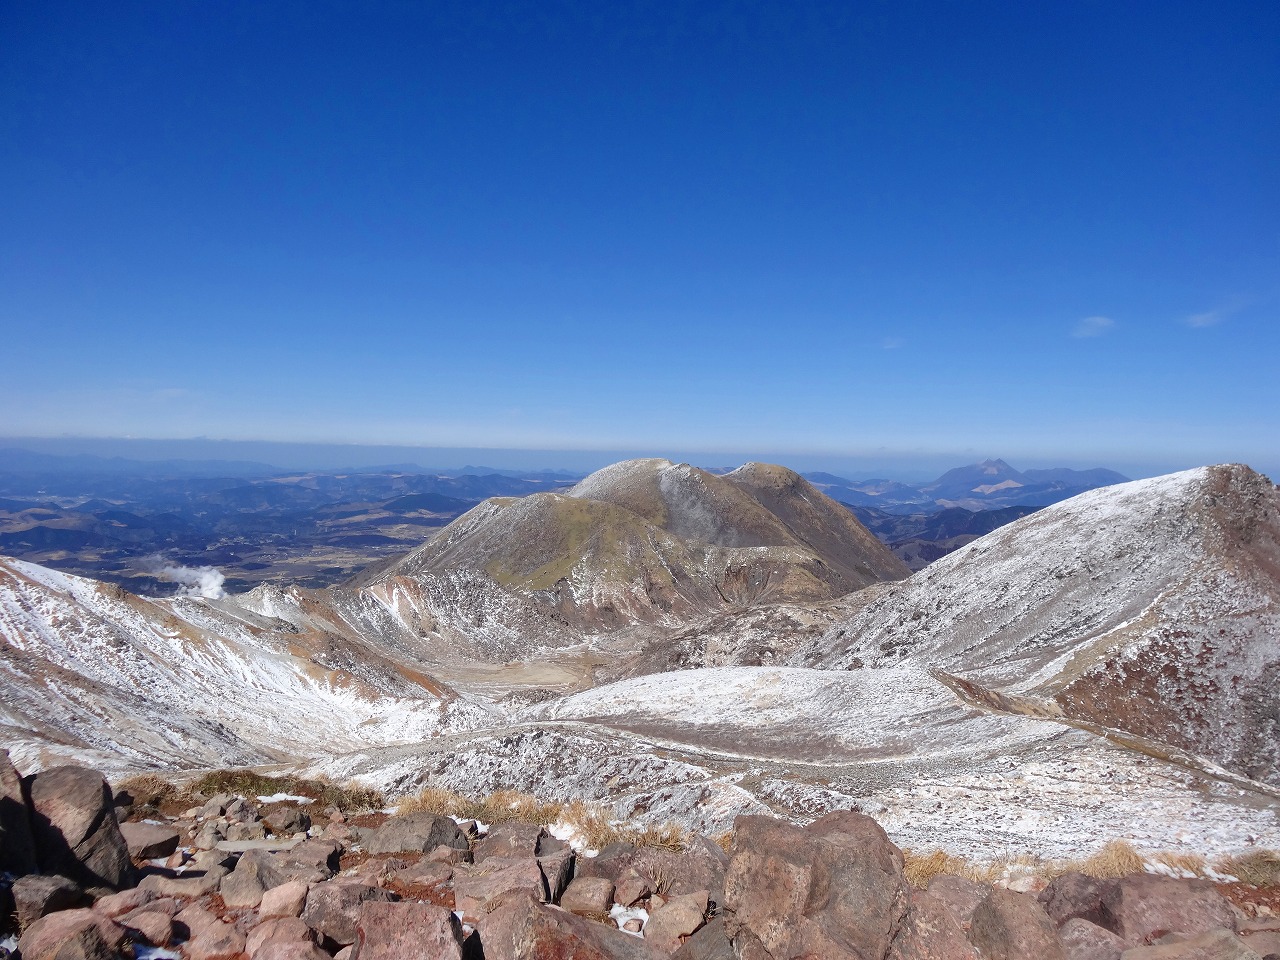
793;465;1280;784
0;558;491;772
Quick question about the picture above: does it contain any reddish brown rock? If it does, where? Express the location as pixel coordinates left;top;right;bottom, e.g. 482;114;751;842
261;879;310;918
1100;875;1238;947
137;862;229;897
118;820;181;859
301;881;398;946
539;846;575;904
26;765;135;891
1041;873;1121;928
247;915;316;957
1118;929;1262;960
646;890;710;953
723;810;909;960
673;917;736;960
352;900;466;960
928;875;995;927
91;886;158;918
185;919;249;960
561;875;617;916
16;908;127;960
11;874;84;929
614;867;654;907
474;822;557;862
121;909;176;947
478;893;666;960
1059;917;1127;960
967;889;1066;960
364;812;469;856
889;890;982;960
453;856;547;923
256;943;333;960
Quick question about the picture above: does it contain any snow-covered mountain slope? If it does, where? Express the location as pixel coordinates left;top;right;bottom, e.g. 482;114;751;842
347;459;908;655
308;662;1280;860
0;557;493;773
792;464;1280;785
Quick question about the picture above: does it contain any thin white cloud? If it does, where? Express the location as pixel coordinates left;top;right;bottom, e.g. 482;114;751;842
1185;297;1250;328
1072;315;1115;338
881;336;905;350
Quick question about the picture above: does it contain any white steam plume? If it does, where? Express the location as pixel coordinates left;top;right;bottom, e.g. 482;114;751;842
150;561;227;600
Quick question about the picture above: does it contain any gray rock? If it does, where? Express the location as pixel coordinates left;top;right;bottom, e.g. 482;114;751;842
26;765;134;891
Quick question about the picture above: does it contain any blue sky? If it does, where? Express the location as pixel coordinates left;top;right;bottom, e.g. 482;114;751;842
2;1;1277;478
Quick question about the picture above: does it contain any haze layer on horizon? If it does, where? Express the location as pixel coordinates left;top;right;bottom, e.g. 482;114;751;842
4;435;1273;485
2;4;1275;476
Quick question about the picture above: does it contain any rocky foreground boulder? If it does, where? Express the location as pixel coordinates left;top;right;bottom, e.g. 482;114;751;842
0;757;1275;960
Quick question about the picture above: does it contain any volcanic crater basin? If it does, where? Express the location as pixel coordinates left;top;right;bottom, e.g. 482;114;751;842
304;663;1280;861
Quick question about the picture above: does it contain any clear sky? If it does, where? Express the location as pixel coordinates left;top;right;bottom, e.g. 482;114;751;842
2;2;1277;478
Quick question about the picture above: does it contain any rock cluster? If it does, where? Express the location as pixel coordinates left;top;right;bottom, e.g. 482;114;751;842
1;751;1276;960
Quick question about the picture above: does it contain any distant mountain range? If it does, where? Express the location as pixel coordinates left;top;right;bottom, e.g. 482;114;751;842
2;459;1277;859
804;458;1130;513
0;449;1130;590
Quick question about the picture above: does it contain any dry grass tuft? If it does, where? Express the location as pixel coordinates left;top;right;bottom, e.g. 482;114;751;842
115;773;179;806
189;769;383;811
473;788;564;826
1076;840;1146;879
1150;852;1207;876
1216;850;1280;887
629;822;687;852
557;799;624;850
710;831;734;855
397;786;471;819
902;849;990;888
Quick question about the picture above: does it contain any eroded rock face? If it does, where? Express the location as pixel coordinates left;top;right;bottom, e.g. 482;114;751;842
25;765;134;891
723;810;909;960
